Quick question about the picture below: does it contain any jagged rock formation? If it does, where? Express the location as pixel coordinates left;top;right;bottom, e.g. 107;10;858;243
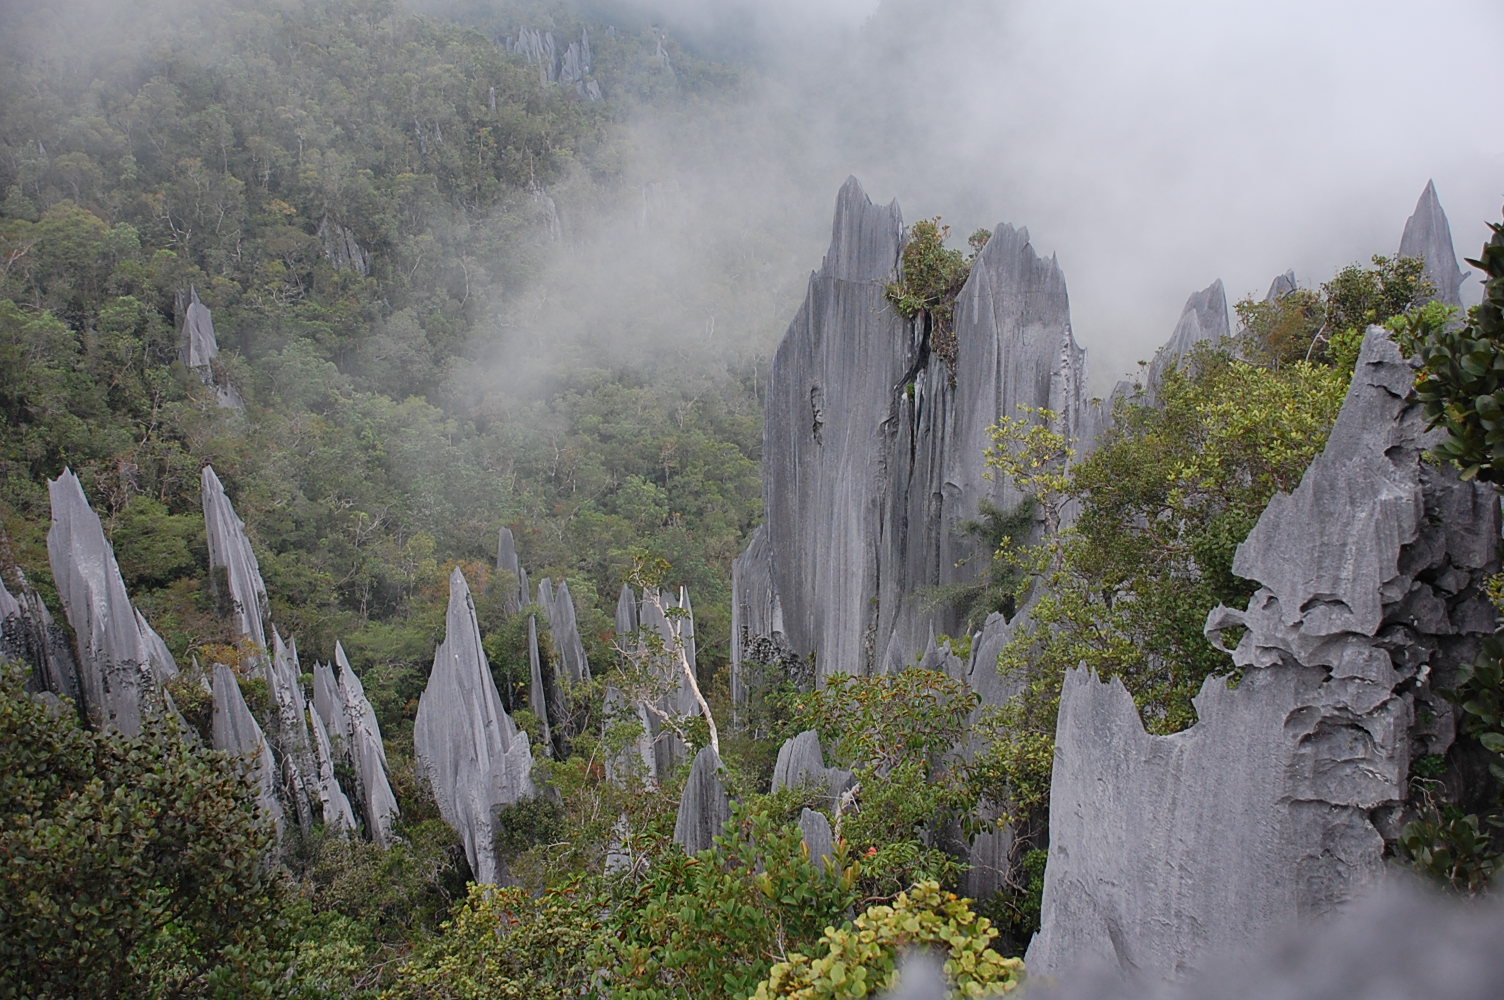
770;729;852;805
268;631;317;834
310;706;358;835
312;644;401;846
799;807;836;872
201;465;269;651
536;577;590;687
1143;279;1229;396
632;585;701;781
496;526;530;614
527;616;553;752
507;26;602;100
737;177;1087;686
46;470;178;735
212;661;285;832
317;217;371;276
178;287;243;409
1028;328;1500;982
606;584;655;783
1399;180;1465;307
672;746;730;855
415;568;536;884
0;570;79;702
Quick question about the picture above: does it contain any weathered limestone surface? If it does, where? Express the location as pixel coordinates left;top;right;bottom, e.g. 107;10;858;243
1027;329;1500;982
268;631;316;833
212;661;285;832
311;644;400;846
47;470;178;735
742;178;1086;685
672;746;730;855
770;729;852;805
178;288;243;409
201;465;269;651
1143;279;1228;397
1399;179;1465;307
527;615;553;751
799;807;836;872
415;568;536;884
508;26;601;100
310;705;358;834
496;526;530;615
1026;881;1504;1000
537;577;590;686
317;217;371;276
1;570;80;702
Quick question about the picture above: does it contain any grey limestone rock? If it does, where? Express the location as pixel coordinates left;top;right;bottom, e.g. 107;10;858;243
212;661;285;833
415;568;536;884
1;570;80;702
798;807;836;872
771;729;853;805
178;288;243;409
1265;268;1298;301
508;26;601;100
1027;328;1500;983
312;643;400;846
268;630;317;834
537;577;590;686
745;178;1087;688
317;217;371;276
527;615;552;752
47;469;178;735
1143;279;1228;397
729;524;791;718
672;746;730;855
1029;879;1504;1000
496;526;530;614
201;465;269;651
310;705;358;834
1398;180;1465;307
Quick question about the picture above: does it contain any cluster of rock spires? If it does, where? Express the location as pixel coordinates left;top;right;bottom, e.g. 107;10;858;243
506;26;602;101
732;176;1485;986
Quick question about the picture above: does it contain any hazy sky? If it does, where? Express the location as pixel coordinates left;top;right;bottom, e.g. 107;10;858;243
630;0;1504;388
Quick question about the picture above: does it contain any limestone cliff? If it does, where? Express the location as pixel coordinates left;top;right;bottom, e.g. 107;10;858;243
741;177;1086;685
1027;328;1500;980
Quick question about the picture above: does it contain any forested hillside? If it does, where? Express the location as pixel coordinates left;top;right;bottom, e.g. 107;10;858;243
0;0;768;725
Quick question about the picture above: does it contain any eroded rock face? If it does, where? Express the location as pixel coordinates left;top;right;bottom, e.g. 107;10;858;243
178;288;243;409
212;661;284;833
268;631;316;834
672;746;730;855
496;526;530;615
1143;279;1228;397
201;465;269;651
47;470;178;735
538;577;590;687
415;568;535;884
1399;180;1465;308
317;217;371;276
1027;329;1500;982
310;706;358;835
770;729;852;805
1;570;80;702
741;178;1086;685
312;644;400;846
508;26;601;100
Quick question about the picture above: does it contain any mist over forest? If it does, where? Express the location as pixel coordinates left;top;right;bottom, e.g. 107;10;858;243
3;0;1504;997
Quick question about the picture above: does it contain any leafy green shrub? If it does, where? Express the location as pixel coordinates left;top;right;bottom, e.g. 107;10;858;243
0;662;292;999
595;798;859;1000
885;219;974;377
750;881;1024;999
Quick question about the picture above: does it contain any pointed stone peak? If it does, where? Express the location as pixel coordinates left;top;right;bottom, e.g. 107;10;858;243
1145;279;1229;396
201;464;269;651
821;176;904;283
47;468;176;734
1399;179;1465;307
1265;270;1298;301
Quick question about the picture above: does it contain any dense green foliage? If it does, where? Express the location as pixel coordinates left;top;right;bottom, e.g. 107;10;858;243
0;664;292;999
1394;213;1504;892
